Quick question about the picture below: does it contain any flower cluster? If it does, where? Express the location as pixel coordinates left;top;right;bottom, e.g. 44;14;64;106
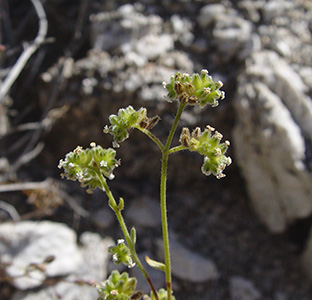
105;106;160;145
58;143;120;193
108;239;135;268
147;288;176;300
163;69;225;107
179;126;231;179
97;270;137;300
59;69;232;300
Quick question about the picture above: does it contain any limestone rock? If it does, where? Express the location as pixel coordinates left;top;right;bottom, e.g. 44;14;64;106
10;227;113;300
258;1;312;66
198;4;257;62
0;221;82;289
0;221;112;295
233;50;312;232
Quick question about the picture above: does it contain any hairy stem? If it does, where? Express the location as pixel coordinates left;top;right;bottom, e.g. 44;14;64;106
136;127;165;151
160;102;186;300
98;173;159;300
168;145;187;155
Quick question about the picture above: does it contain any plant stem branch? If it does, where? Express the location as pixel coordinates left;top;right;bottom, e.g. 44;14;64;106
137;127;164;151
98;173;159;300
168;145;187;155
164;103;187;151
160;102;186;300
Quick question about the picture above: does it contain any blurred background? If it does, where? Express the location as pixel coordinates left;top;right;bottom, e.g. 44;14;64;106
0;1;312;299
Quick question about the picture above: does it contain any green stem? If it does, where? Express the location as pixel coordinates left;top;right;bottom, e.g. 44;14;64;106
98;173;159;300
165;103;187;151
168;145;187;155
136;127;165;152
160;102;186;300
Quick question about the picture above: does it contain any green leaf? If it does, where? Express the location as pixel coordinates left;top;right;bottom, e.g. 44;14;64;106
145;256;166;272
118;197;124;211
130;227;136;245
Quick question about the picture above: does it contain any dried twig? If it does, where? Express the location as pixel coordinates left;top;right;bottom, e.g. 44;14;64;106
9;142;45;176
8;0;89;158
0;179;53;193
0;0;48;103
0;200;20;221
0;179;90;219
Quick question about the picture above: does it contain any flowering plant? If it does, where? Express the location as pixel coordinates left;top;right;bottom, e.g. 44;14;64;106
59;70;231;300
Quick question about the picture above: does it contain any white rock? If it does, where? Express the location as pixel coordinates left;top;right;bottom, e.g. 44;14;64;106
124;51;147;67
90;4;163;51
262;0;287;23
170;14;194;46
78;232;112;281
298;66;312;89
198;4;226;28
0;221;82;289
12;230;113;300
139;85;167;102
229;276;261;300
249;51;312;136
233;50;312;232
198;4;254;61
135;34;174;60
156;237;219;282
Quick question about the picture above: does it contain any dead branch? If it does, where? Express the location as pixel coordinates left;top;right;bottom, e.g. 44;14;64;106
0;200;20;221
0;179;90;219
9;142;45;177
0;0;48;103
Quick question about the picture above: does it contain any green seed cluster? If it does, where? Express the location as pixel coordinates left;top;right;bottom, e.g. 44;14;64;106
149;288;176;300
163;69;225;107
108;239;135;268
97;270;137;300
179;126;231;179
58;143;119;193
105;106;159;145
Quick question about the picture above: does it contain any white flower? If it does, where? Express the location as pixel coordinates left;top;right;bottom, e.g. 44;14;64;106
76;172;84;180
100;160;108;167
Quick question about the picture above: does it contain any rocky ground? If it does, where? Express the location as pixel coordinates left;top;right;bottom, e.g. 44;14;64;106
0;0;312;300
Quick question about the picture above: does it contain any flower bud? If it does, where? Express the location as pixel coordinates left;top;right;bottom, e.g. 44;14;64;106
188;96;199;105
179;127;190;147
191;73;202;89
184;82;195;95
107;106;159;144
139;117;149;129
58;144;119;193
178;92;189;104
174;82;184;94
146;115;160;130
180;126;231;178
163;70;225;108
109;239;135;268
191;127;201;139
96;270;137;300
149;288;176;300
